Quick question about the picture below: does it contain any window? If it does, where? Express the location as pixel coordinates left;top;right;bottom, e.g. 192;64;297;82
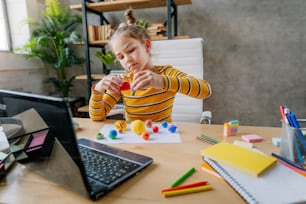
0;0;31;52
0;0;10;51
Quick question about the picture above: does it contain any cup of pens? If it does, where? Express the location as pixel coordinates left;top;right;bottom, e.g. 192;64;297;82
280;119;306;165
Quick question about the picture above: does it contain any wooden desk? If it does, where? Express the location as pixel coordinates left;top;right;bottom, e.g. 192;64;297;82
0;119;281;204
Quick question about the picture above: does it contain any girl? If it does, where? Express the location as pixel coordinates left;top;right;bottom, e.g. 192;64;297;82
89;25;211;122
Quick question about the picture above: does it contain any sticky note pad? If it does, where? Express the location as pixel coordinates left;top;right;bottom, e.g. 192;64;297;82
241;134;263;143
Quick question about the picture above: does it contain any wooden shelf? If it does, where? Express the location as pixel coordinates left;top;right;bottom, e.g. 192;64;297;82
75;74;105;80
70;0;192;13
74;35;189;46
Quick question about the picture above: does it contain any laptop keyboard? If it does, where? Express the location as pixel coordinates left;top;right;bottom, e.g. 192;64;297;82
79;145;141;185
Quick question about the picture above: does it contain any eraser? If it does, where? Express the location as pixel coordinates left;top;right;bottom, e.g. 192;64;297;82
241;134;263;143
272;137;281;146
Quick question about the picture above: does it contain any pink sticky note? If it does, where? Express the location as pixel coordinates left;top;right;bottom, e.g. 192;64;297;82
241;134;263;143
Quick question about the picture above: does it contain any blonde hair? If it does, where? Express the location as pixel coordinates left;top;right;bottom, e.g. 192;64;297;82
108;24;150;52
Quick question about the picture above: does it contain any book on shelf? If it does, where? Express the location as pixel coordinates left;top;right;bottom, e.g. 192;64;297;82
87;24;112;42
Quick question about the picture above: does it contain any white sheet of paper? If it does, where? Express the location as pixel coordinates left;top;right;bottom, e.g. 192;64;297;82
95;124;181;144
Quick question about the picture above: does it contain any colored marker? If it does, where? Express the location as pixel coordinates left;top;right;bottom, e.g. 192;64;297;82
271;153;305;171
171;167;195;187
161;181;208;193
279;105;285;122
162;185;213;197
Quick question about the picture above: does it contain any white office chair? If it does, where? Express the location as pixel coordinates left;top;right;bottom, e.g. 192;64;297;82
151;38;211;123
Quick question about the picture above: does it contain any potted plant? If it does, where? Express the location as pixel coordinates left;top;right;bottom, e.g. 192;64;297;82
95;50;116;75
16;0;83;97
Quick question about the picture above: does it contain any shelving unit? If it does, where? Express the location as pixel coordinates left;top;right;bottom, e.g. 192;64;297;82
70;0;192;97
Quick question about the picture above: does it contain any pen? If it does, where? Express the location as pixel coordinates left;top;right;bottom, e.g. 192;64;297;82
162;185;213;197
198;134;219;144
271;153;305;171
277;160;306;177
161;181;208;193
171;167;195;187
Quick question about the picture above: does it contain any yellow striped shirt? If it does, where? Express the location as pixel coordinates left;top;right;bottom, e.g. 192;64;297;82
89;65;211;122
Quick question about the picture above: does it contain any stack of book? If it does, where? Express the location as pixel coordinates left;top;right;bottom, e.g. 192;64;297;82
146;23;167;40
87;24;112;42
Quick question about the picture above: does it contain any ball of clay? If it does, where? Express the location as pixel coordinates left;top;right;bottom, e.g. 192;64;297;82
168;124;177;133
131;120;145;135
114;120;127;133
152;125;159;133
145;119;153;128
141;131;150;140
108;129;117;139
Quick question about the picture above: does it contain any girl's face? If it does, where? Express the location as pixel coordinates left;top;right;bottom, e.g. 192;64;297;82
112;34;152;73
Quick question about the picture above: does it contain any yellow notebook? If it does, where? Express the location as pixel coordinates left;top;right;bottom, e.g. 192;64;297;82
200;142;277;177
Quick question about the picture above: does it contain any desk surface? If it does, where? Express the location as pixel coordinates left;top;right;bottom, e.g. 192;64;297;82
0;119;281;204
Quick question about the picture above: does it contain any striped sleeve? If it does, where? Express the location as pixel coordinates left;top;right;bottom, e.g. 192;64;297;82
162;66;212;99
89;85;122;121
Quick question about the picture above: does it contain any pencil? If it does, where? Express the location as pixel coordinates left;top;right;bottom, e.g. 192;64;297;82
161;181;208;193
162;185;213;197
171;167;195;187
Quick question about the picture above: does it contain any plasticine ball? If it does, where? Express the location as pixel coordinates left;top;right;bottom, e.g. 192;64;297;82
130;120;145;135
141;131;150;140
161;121;168;128
114;120;127;133
96;132;104;139
108;129;117;139
120;81;131;91
168;124;177;133
145;119;153;128
152;125;159;133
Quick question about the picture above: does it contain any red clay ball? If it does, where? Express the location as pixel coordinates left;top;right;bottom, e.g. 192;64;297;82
152;125;159;133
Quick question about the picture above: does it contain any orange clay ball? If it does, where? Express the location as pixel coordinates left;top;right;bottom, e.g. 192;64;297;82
145;119;153;128
114;120;127;133
131;120;145;135
141;131;150;140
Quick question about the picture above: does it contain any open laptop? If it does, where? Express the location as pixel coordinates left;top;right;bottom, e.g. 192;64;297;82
0;89;153;200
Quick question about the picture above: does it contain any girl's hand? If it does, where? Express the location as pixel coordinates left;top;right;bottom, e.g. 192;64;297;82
132;70;165;90
94;75;122;93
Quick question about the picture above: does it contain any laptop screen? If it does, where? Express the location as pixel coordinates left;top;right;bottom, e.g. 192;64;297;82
0;89;85;174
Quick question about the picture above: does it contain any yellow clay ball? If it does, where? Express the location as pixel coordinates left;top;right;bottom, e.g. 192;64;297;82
131;120;145;135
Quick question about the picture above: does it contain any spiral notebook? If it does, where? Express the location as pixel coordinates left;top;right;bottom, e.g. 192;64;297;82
204;157;306;204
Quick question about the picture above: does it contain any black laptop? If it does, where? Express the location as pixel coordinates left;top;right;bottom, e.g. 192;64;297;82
0;89;153;200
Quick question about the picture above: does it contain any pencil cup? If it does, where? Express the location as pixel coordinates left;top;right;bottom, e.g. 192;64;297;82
280;120;306;164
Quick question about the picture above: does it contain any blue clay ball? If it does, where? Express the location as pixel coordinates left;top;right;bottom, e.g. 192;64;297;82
168;125;177;133
108;129;117;139
161;121;168;128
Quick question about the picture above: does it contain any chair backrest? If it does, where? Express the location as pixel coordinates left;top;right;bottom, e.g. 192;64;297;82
151;38;205;123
